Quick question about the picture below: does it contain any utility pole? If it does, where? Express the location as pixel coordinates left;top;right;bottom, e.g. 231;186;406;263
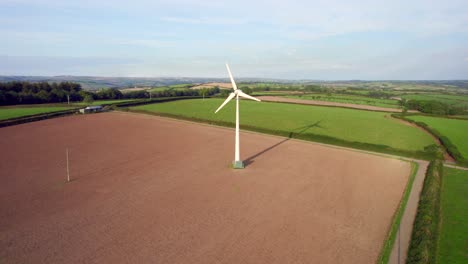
66;148;70;182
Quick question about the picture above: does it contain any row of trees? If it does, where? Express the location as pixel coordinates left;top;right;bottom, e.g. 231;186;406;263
0;81;83;105
123;87;220;99
367;91;392;99
405;99;466;115
0;81;223;105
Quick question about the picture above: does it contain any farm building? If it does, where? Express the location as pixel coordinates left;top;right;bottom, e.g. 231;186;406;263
79;105;103;114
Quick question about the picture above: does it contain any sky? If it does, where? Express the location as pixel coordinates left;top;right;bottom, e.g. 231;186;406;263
1;0;468;79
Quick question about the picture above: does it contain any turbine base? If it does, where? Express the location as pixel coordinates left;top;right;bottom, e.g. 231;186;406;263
232;160;245;169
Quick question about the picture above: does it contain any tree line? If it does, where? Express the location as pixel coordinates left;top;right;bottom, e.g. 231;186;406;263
0;81;84;105
123;87;220;99
0;81;221;105
405;99;466;115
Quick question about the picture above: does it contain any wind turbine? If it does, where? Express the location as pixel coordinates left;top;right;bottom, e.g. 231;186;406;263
215;64;261;169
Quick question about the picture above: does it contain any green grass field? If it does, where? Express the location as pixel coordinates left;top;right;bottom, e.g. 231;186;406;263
285;94;401;108
438;167;468;264
72;99;136;106
406;115;468;159
148;84;193;92
0;106;74;120
252;91;299;96
132;99;435;152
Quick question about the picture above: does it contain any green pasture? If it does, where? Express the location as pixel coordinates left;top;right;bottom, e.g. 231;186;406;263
438;167;468;264
285;94;401;108
131;99;435;153
167;83;193;89
252;91;299;96
0;106;74;120
149;84;193;92
72;99;136;106
149;87;192;92
406;115;468;159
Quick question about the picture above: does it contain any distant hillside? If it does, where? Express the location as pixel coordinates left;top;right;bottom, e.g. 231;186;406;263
0;76;293;90
0;76;226;90
0;76;467;90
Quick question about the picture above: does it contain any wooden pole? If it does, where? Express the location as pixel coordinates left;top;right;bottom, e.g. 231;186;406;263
66;148;70;182
398;223;401;264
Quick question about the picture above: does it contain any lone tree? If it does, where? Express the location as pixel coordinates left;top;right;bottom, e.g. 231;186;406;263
199;88;209;99
83;94;94;104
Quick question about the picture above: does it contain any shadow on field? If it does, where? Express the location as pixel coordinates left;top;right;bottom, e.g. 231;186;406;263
244;120;323;167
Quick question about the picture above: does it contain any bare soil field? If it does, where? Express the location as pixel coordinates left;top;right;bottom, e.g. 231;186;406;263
120;87;148;93
0;112;410;263
258;95;413;113
192;82;232;89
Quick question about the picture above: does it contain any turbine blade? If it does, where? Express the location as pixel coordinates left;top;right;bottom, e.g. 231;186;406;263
226;63;238;91
237;90;261;102
215;92;236;113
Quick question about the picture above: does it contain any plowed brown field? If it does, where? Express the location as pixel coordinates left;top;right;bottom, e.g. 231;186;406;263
0;112;410;263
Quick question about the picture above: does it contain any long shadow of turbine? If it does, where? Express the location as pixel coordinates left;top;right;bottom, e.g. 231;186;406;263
243;120;323;167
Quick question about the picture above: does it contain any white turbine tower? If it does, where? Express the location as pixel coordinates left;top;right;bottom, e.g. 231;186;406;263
215;64;261;169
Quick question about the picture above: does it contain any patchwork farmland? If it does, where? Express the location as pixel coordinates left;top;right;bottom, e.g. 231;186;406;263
1;80;467;264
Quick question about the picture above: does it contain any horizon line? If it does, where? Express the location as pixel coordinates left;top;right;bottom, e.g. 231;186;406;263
0;75;467;82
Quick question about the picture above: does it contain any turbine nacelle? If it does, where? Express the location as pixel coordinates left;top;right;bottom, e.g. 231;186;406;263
214;64;261;114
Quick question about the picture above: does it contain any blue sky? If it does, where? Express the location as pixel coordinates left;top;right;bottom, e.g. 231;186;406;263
1;0;467;79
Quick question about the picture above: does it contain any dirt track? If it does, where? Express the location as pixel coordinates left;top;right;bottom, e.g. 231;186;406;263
258;96;408;112
389;160;428;264
0;112;410;263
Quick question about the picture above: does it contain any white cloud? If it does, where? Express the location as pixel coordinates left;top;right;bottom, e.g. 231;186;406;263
117;39;175;48
160;16;247;25
3;0;468;37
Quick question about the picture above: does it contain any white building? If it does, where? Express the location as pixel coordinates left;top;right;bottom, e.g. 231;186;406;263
79;105;103;114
